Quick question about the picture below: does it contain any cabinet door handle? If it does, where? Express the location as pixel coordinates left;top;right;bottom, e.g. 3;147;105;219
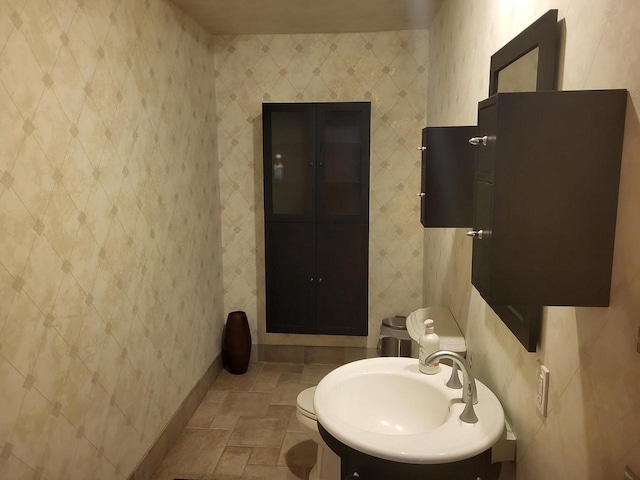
466;230;484;239
416;192;426;197
345;473;360;479
310;277;314;282
318;277;323;283
416;146;426;151
469;135;488;146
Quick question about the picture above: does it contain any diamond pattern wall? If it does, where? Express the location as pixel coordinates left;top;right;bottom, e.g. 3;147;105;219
213;31;429;347
425;0;640;478
0;0;223;478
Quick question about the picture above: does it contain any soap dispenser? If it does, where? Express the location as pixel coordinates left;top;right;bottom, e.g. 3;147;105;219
419;319;440;374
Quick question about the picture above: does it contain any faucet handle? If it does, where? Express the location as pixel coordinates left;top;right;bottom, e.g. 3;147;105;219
460;399;479;424
446;362;463;389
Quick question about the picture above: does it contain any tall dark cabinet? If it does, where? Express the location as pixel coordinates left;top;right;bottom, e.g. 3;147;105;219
263;102;370;335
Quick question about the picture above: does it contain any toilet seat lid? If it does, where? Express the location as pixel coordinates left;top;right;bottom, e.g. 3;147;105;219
297;386;317;420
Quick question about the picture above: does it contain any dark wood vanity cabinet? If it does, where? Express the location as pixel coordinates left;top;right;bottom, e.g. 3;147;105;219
343;447;493;480
470;90;627;307
263;102;370;335
319;424;497;480
420;126;477;227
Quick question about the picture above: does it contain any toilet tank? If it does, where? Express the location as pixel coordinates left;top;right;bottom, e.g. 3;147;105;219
406;307;466;358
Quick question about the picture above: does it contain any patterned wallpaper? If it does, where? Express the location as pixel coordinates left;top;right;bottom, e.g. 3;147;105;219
425;0;640;478
0;0;223;478
213;31;429;348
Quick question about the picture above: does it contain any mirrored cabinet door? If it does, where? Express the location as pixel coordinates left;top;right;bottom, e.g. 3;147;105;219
420;126;476;228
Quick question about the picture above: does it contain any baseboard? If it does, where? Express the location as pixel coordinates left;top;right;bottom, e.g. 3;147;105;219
257;344;377;364
128;354;223;480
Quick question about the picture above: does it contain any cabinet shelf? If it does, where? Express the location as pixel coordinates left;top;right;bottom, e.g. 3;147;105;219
273;140;306;145
324;140;363;146
272;180;363;185
324;180;363;185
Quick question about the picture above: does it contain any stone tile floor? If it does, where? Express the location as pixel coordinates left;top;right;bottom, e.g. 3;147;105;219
152;361;341;480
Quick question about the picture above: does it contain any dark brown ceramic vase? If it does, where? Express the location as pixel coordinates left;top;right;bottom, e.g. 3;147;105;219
222;311;251;374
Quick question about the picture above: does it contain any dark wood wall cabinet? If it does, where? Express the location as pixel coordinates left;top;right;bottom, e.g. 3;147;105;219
263;102;371;336
420;126;477;227
469;89;627;349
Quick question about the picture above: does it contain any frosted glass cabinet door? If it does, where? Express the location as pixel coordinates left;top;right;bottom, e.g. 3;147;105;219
316;103;370;223
263;104;316;222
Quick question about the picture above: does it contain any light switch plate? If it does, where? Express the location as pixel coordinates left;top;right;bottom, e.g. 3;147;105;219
536;363;550;416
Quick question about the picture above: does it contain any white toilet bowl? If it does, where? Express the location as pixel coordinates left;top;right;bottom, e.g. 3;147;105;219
296;387;341;480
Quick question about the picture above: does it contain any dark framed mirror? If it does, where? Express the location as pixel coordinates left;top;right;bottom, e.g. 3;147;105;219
489;9;559;95
484;10;560;351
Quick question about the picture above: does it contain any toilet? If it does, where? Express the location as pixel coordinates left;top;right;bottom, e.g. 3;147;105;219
296;386;341;480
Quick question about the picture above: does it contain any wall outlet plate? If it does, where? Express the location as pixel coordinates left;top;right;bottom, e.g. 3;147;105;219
536;363;550;416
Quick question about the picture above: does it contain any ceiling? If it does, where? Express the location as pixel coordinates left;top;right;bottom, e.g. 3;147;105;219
170;0;444;35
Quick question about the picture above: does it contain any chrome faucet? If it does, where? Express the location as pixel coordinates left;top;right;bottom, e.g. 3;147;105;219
424;350;478;424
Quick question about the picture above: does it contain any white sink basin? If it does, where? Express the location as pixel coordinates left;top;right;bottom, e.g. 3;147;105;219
314;357;505;464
